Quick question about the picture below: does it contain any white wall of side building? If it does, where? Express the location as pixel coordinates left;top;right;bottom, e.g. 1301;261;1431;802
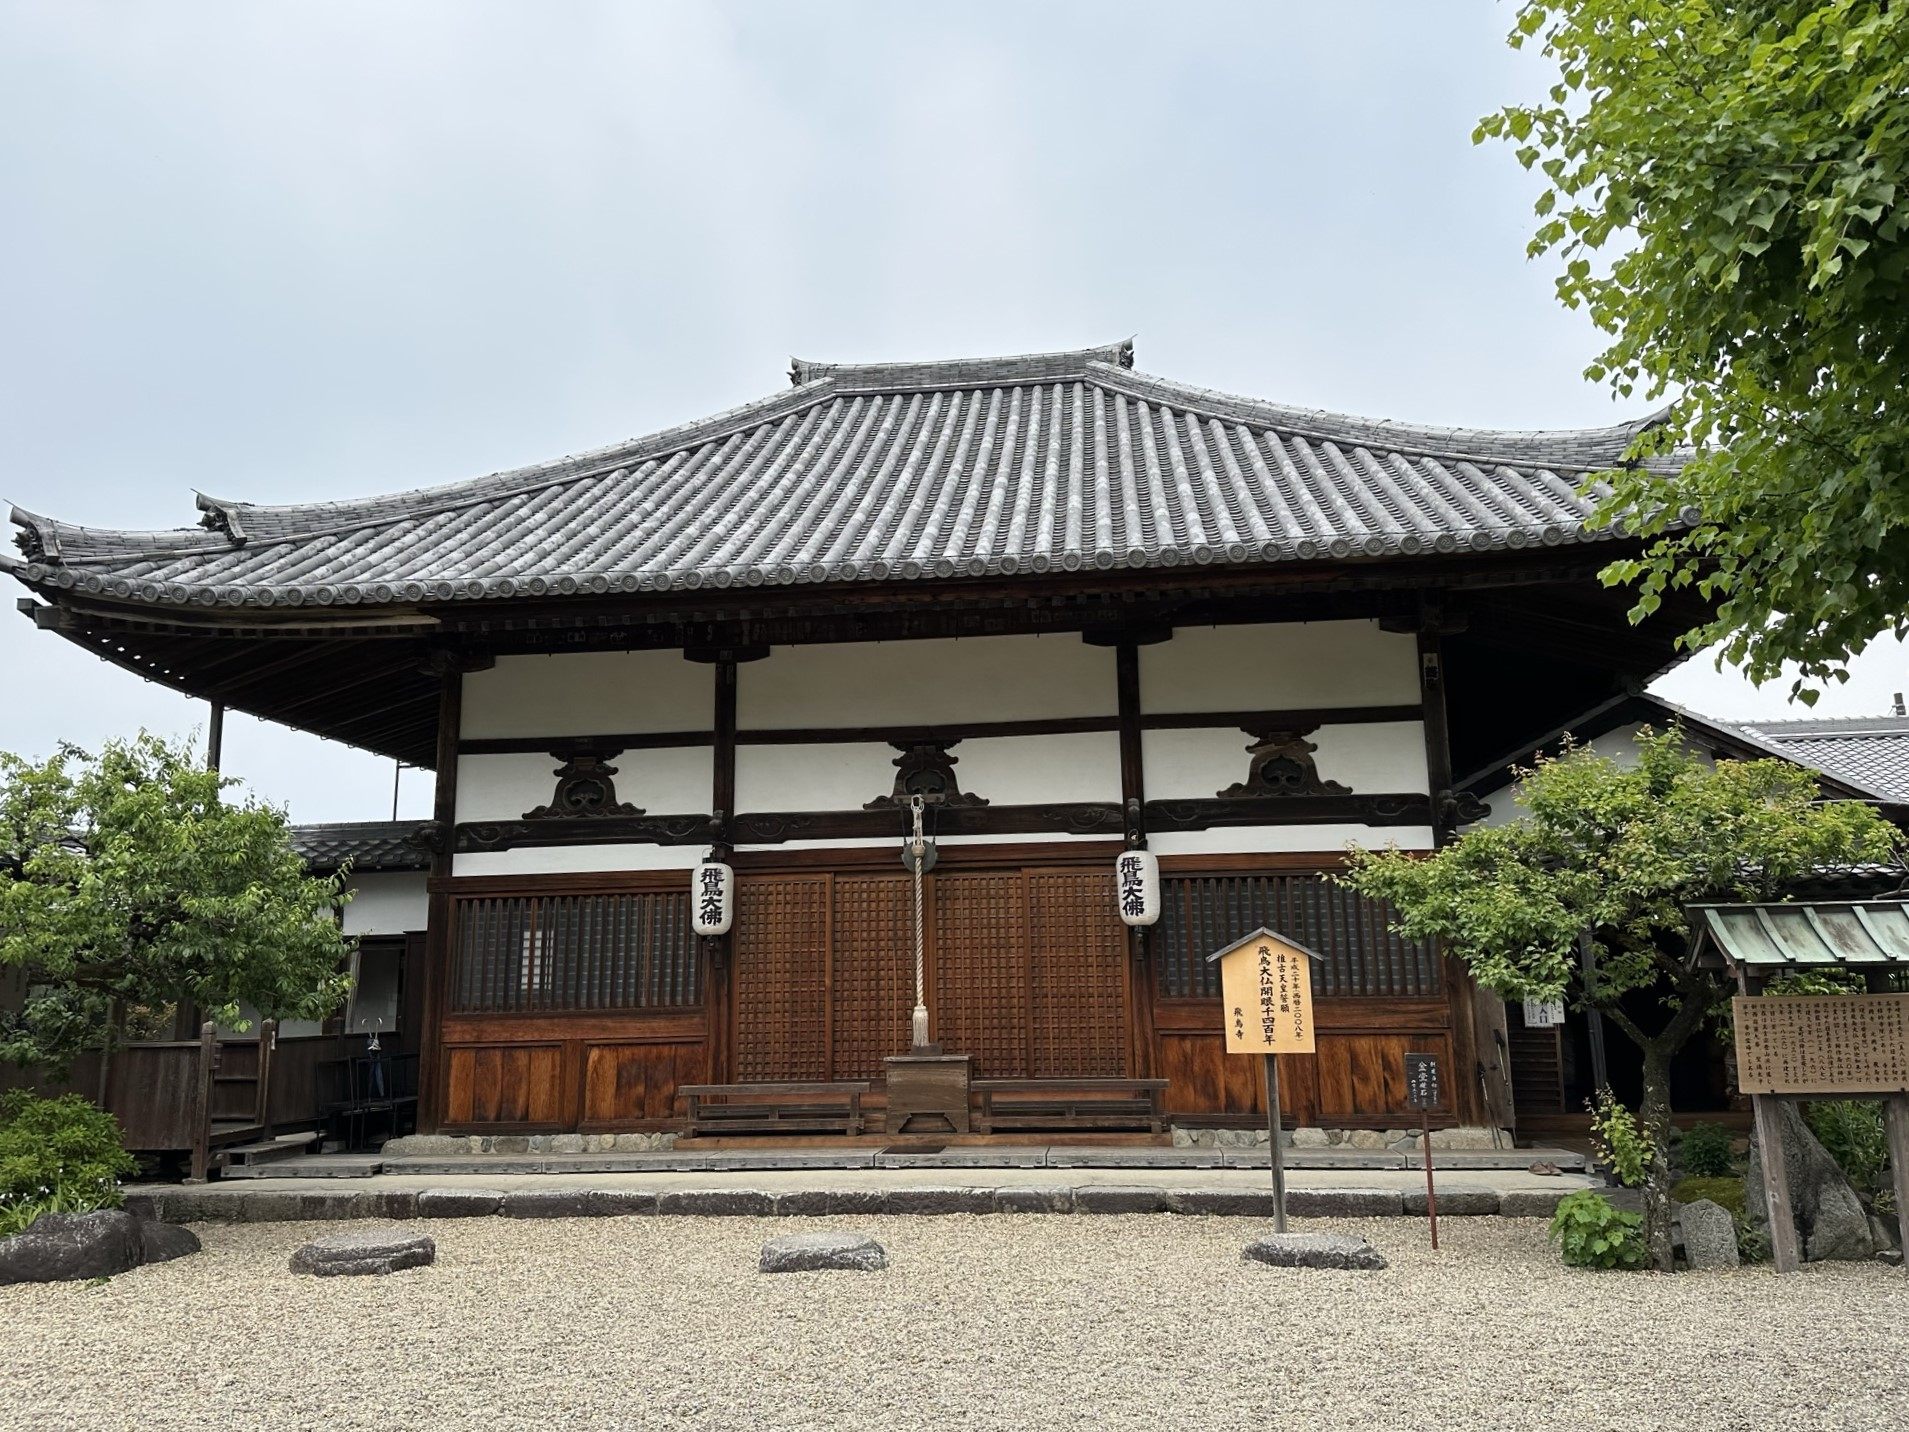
340;872;430;936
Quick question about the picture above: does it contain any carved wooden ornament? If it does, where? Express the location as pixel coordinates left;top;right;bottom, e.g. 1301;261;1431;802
865;741;988;810
1219;726;1349;799
523;752;645;820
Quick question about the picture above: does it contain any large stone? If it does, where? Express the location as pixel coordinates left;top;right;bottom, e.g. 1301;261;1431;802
417;1187;505;1218
289;1225;436;1277
1290;1127;1331;1149
1497;1190;1568;1219
1286;1188;1404;1217
1167;1189;1281;1218
1746;1101;1876;1262
136;1221;202;1265
1073;1185;1167;1214
1676;1198;1740;1270
380;1134;468;1157
1404;1186;1499;1216
1242;1233;1388;1270
0;1210;143;1284
993;1185;1074;1214
877;1186;996;1216
500;1190;609;1219
759;1231;887;1273
657;1189;777;1217
774;1189;888;1217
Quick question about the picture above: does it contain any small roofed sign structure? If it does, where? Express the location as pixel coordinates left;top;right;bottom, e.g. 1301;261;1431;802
1207;926;1323;1056
1689;899;1909;1273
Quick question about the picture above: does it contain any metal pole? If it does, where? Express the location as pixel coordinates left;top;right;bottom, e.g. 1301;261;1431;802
206;701;225;773
1422;1106;1440;1250
391;761;403;821
1265;1053;1287;1234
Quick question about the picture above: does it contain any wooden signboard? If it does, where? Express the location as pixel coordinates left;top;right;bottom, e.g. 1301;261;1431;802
1732;993;1909;1095
1213;930;1318;1056
1404;1052;1442;1111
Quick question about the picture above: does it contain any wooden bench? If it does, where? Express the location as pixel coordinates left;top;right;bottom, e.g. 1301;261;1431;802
678;1082;872;1137
973;1078;1169;1135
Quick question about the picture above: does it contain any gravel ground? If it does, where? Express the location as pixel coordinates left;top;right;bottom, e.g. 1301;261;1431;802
2;1216;1903;1431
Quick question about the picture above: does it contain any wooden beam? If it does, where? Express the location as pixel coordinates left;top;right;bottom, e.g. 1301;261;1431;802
1752;1093;1802;1272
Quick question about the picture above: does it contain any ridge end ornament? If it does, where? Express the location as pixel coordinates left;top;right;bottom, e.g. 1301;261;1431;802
523;751;645;820
1218;725;1349;799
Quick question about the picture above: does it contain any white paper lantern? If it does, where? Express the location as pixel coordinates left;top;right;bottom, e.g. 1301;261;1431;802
1114;849;1160;927
692;860;735;936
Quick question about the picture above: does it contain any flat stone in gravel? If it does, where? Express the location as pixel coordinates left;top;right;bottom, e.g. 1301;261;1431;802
1242;1232;1388;1270
289;1225;436;1277
0;1211;143;1284
760;1231;888;1273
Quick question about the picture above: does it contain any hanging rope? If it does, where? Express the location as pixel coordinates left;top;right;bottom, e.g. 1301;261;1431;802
909;793;929;1049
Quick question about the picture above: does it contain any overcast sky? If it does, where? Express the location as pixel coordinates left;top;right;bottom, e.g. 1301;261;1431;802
3;2;1901;823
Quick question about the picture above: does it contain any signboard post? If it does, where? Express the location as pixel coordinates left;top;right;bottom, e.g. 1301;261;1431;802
1207;928;1323;1235
1404;1052;1442;1250
1730;992;1909;1272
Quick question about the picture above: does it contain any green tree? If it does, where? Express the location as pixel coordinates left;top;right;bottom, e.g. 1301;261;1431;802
1342;729;1899;1270
1477;1;1909;697
0;733;354;1069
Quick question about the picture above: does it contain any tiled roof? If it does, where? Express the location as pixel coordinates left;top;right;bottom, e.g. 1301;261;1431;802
3;343;1681;612
1739;715;1909;804
289;821;429;873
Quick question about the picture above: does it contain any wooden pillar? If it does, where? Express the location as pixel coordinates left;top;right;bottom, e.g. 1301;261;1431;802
416;658;464;1133
1887;1095;1909;1266
1418;613;1484;1128
206;701;225;773
1116;640;1155;1080
707;658;738;1084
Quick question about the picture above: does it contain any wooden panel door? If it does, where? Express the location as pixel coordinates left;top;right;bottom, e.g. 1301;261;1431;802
732;875;830;1082
932;869;1031;1079
1026;868;1130;1077
830;874;914;1080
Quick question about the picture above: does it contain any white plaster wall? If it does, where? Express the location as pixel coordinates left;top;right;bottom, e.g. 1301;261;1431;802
1142;722;1428;801
736;742;898;811
457;749;713;824
340;872;429;936
739;634;1114;726
1149;826;1435;856
456;844;704;877
1139;621;1420;712
462;651;713;739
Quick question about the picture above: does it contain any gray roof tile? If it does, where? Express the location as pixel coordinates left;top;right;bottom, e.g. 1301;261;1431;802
4;344;1680;610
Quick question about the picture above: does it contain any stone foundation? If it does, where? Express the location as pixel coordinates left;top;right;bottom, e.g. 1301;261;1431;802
1170;1125;1510;1152
382;1132;677;1157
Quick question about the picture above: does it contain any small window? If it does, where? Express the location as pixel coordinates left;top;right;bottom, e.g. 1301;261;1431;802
346;938;406;1036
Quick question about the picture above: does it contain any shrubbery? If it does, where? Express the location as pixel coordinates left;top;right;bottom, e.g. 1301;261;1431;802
1804;1100;1890;1207
0;1091;136;1238
1677;1122;1736;1179
1549;1189;1647;1270
1587;1088;1653;1188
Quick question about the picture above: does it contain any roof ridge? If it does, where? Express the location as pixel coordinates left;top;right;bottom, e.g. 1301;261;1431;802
789;340;1133;388
1092;363;1673;468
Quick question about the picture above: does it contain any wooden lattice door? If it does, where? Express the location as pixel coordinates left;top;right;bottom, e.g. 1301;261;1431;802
933;870;1031;1079
1026;868;1130;1077
829;874;913;1080
731;875;829;1082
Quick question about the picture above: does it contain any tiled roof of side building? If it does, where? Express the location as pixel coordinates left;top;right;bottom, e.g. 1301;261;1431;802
2;343;1685;612
1740;715;1909;805
289;821;430;874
